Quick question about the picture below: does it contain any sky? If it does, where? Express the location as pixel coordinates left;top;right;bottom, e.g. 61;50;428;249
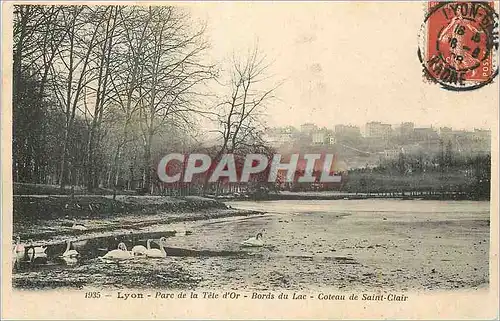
188;2;498;131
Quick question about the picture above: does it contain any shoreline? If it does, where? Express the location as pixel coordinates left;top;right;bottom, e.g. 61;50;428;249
11;198;488;291
15;208;264;246
13;193;489;243
214;192;490;202
13;195;263;244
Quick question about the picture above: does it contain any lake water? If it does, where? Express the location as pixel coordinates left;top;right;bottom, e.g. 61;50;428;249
13;199;490;291
176;199;490;290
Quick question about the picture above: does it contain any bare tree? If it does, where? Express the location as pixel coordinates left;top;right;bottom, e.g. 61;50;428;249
13;5;69;182
12;5;220;195
208;47;278;193
82;6;121;191
105;6;152;194
13;6;64;100
49;6;107;189
137;6;215;193
216;47;277;155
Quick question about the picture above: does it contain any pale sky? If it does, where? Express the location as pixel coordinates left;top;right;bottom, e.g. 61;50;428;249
188;2;498;131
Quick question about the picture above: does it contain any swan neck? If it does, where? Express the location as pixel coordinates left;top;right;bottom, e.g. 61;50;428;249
147;239;151;250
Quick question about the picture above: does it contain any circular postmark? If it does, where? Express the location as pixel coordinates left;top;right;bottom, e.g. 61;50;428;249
418;2;499;91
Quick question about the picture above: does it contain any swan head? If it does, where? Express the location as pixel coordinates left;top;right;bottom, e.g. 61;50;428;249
65;239;73;251
117;242;128;251
256;233;263;240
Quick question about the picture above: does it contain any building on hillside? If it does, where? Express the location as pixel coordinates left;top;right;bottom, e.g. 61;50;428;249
334;124;361;137
398;122;414;137
264;126;296;147
438;127;452;137
311;127;336;145
365;122;392;139
413;127;438;141
300;123;318;136
312;130;326;144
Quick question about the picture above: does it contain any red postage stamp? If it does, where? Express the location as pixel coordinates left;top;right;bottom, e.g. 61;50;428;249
418;2;499;90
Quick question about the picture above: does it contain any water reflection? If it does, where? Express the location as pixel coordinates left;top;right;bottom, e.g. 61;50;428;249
12;229;253;273
60;256;78;266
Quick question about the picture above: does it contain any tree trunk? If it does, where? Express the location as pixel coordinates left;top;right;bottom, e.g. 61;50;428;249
142;130;154;194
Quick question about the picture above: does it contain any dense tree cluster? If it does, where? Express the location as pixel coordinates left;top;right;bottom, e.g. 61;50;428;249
13;5;276;195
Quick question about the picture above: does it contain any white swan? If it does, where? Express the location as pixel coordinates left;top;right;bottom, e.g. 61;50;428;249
62;240;79;258
12;236;25;267
131;244;148;256
61;256;78;266
241;233;264;247
145;237;167;258
72;222;87;231
100;242;133;262
13;236;25;258
27;241;48;263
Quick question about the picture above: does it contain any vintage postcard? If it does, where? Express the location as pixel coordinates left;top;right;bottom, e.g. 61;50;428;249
1;1;499;319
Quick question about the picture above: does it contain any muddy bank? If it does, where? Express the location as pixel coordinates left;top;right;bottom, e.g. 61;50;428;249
12;199;489;292
14;195;227;221
12;196;265;290
13;195;261;242
13;258;204;290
